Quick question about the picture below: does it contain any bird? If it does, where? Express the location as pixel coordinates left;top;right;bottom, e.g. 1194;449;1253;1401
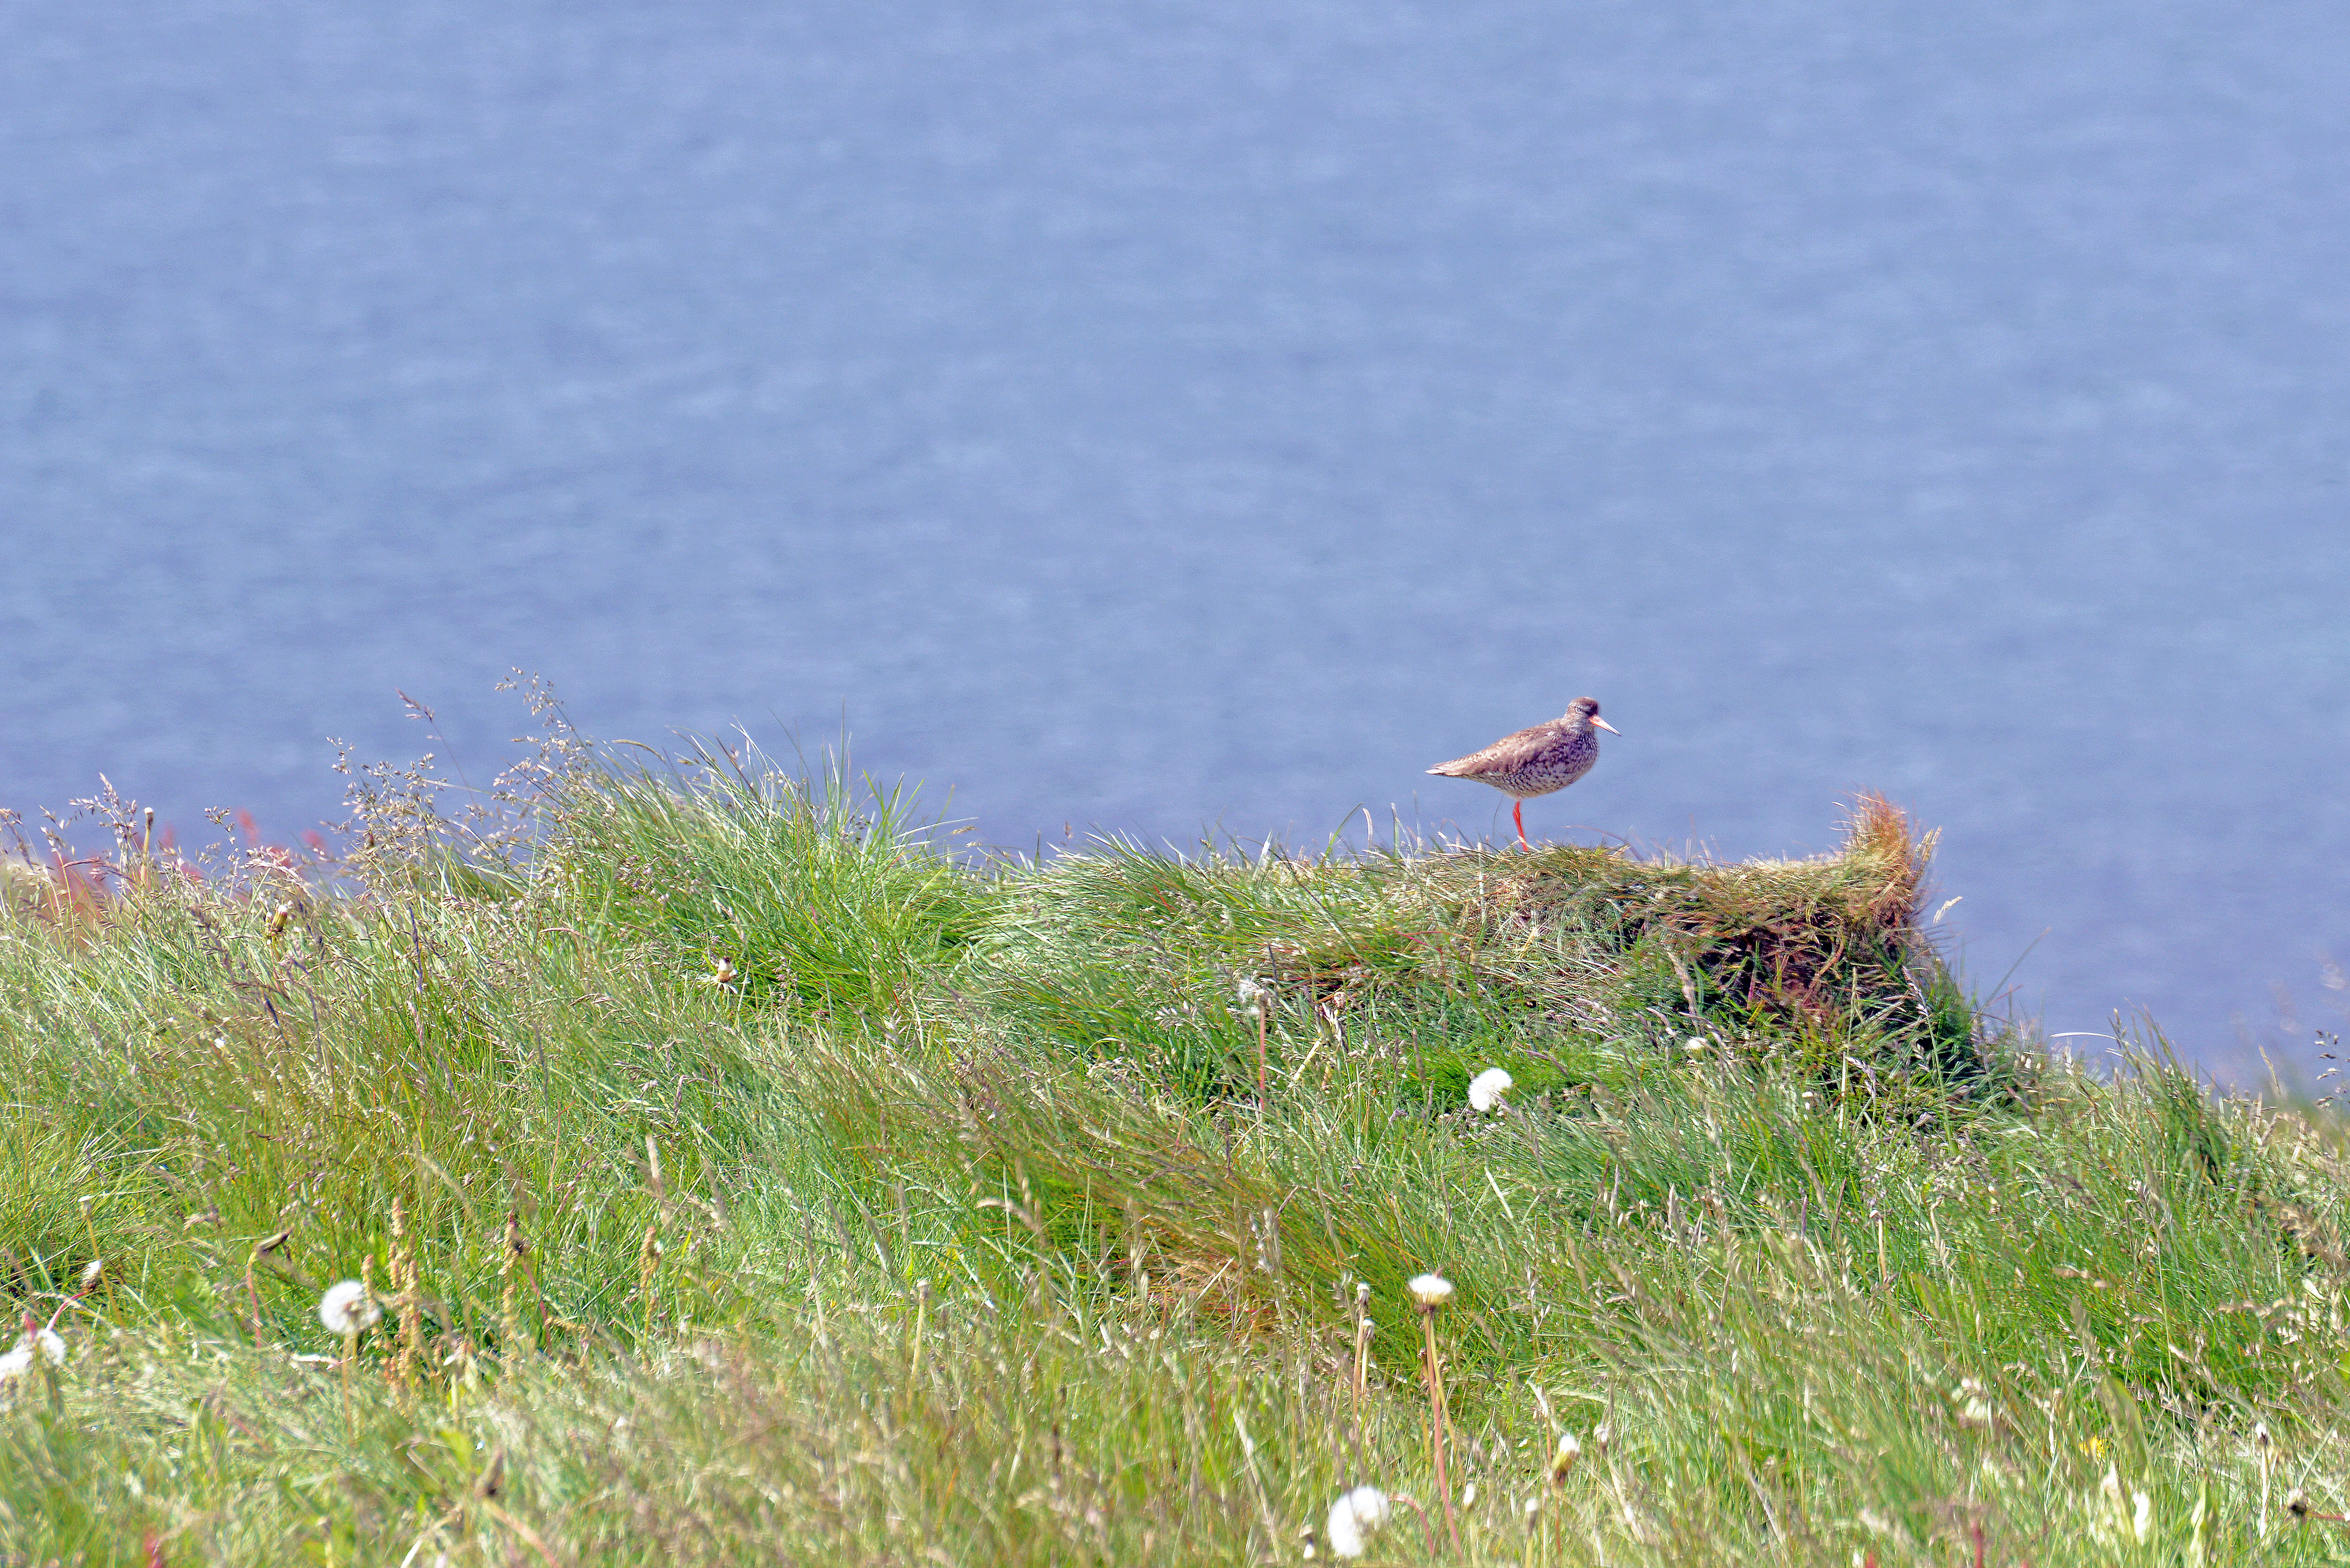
1427;697;1620;849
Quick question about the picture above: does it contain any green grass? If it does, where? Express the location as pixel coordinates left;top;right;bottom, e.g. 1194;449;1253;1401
2;736;2346;1565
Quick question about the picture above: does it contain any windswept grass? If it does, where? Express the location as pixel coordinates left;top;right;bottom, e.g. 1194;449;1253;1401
1;732;2345;1565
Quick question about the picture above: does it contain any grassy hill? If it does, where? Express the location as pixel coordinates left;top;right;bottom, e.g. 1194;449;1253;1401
2;721;2344;1565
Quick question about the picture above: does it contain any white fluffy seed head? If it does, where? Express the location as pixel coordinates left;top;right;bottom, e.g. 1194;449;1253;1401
1407;1273;1454;1309
1550;1430;1583;1483
1467;1067;1514;1112
0;1325;62;1380
318;1279;382;1337
1325;1486;1392;1558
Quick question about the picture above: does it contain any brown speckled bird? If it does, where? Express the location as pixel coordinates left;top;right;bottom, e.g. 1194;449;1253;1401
1427;697;1620;848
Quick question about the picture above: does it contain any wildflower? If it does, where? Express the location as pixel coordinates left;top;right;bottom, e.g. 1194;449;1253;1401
1549;1430;1582;1485
1325;1487;1392;1559
1408;1274;1455;1309
318;1280;382;1337
1467;1068;1514;1112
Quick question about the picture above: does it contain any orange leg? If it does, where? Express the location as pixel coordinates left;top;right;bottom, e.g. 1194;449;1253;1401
1512;799;1528;848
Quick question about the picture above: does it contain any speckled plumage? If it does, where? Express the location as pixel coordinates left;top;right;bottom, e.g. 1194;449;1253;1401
1428;696;1618;846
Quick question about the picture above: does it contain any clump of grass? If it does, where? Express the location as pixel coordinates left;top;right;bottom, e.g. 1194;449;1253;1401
538;734;987;1027
3;714;2347;1564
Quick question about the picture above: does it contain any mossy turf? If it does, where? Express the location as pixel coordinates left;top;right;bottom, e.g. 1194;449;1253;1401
1;737;2343;1565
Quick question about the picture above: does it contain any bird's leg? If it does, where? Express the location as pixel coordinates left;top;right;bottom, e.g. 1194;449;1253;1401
1513;800;1528;849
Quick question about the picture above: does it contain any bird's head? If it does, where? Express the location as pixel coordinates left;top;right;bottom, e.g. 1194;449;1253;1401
1568;696;1621;736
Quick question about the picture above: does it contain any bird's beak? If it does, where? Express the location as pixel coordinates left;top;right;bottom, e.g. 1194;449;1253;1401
1593;717;1622;736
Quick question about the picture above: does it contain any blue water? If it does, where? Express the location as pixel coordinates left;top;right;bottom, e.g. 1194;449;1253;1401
6;1;2348;1079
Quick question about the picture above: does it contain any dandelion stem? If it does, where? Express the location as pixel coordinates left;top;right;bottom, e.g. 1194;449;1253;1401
1421;1305;1460;1552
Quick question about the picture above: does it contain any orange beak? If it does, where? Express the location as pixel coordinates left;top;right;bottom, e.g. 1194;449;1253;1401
1593;717;1622;736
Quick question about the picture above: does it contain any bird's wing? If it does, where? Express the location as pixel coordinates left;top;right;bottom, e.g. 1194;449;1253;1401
1427;722;1561;777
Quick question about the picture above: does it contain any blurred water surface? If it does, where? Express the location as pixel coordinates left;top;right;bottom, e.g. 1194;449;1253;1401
5;1;2347;1076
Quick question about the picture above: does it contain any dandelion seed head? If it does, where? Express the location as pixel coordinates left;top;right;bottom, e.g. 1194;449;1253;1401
0;1346;30;1382
1325;1486;1391;1559
1407;1273;1454;1308
1549;1430;1582;1484
1467;1068;1514;1112
318;1279;381;1337
2132;1490;2153;1543
79;1259;103;1290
